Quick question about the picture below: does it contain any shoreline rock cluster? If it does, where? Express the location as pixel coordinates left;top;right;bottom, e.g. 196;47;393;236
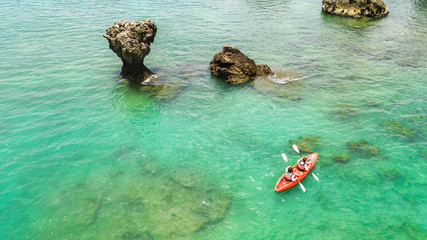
103;19;157;84
322;0;389;18
104;1;390;87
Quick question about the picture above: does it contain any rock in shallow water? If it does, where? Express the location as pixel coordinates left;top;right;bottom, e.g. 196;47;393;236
104;19;157;84
209;45;273;84
322;0;389;18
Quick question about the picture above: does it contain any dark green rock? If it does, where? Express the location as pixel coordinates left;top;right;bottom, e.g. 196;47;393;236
330;103;359;118
333;152;350;163
378;168;401;181
383;119;415;140
121;231;154;240
140;81;184;101
400;221;426;239
289;135;322;153
347;140;380;156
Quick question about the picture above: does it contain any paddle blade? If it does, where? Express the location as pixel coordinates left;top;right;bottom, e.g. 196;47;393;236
312;172;319;181
299;182;306;192
292;144;300;154
281;153;288;162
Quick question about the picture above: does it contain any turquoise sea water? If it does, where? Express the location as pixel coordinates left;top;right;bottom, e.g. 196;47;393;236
1;0;426;239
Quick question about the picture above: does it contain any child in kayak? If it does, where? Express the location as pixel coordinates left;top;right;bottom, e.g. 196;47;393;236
283;166;296;182
297;157;309;171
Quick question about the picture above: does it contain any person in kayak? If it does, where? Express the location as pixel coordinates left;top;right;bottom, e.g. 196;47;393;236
297;157;309;172
283;166;296;182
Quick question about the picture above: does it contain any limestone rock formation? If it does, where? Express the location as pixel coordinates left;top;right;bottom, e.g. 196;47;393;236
210;45;273;84
322;0;389;18
104;19;157;83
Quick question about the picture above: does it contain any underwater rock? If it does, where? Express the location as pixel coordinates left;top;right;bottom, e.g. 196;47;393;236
104;19;157;84
347;140;380;156
363;99;389;110
399;221;426;239
119;73;186;101
139;158;163;175
33;180;105;239
139;77;185;101
251;69;304;99
37;165;231;239
378;168;401;181
170;169;200;188
332;152;350;163
251;77;301;100
120;231;154;240
141;173;231;238
383;119;415;140
209;45;273;84
330;103;359;119
289;135;322;153
322;0;389;18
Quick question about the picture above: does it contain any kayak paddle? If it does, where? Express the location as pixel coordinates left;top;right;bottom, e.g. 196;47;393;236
298;182;306;192
311;171;319;181
292;144;319;181
281;153;290;167
292;144;303;157
282;152;306;192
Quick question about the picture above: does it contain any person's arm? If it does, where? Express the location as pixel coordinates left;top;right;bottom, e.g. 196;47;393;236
305;164;309;171
292;175;296;182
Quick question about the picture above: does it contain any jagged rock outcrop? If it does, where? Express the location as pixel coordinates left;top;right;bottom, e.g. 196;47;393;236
322;0;389;18
209;46;273;84
104;19;157;83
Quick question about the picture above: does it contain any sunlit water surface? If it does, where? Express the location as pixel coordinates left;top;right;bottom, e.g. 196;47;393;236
0;0;426;239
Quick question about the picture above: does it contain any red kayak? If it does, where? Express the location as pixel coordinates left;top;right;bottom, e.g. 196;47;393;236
275;153;318;192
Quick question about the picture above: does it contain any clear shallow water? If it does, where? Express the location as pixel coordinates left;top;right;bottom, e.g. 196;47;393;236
0;0;426;239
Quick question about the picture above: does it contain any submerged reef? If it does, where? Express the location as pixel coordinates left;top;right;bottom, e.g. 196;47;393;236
36;162;231;239
332;152;350;163
329;103;359;121
139;81;183;101
104;19;157;84
347;139;380;156
251;69;304;99
210;45;273;84
289;135;322;153
378;168;401;181
138;75;186;101
383;119;415;140
322;0;389;18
